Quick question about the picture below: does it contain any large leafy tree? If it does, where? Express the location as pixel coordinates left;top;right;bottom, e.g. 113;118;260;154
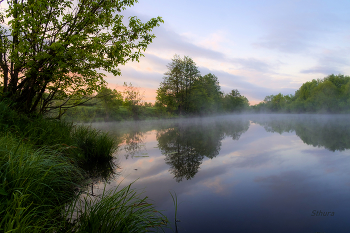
0;0;163;114
156;55;200;114
156;54;251;115
189;73;222;113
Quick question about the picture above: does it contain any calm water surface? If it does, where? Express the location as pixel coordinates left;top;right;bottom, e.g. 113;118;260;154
90;114;350;233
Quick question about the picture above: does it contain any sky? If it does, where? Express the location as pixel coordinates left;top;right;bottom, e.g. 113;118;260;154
1;0;350;104
103;0;350;105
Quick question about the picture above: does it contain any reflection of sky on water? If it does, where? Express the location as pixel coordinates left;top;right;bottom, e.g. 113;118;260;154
92;116;350;233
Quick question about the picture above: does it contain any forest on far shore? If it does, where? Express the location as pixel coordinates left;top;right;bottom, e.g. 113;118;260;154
63;56;350;122
254;74;350;113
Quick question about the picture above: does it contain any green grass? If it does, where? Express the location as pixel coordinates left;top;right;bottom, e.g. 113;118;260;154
71;125;116;163
0;101;116;166
65;183;167;233
0;101;168;232
0;134;84;232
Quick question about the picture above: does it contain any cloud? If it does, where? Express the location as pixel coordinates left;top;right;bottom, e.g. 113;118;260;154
146;26;227;61
198;67;297;102
300;48;350;75
253;17;315;54
230;58;274;73
103;11;299;104
142;25;277;74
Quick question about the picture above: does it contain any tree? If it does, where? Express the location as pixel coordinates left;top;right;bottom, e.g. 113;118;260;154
156;55;200;114
253;74;350;113
222;89;249;112
156;54;251;115
96;86;123;121
122;82;144;119
0;0;163;115
188;73;223;113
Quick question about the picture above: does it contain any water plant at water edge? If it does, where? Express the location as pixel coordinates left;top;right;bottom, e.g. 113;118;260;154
65;183;168;233
71;125;117;163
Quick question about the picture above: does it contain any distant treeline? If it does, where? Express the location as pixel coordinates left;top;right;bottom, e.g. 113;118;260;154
63;83;162;122
64;61;350;122
63;55;250;122
253;74;350;113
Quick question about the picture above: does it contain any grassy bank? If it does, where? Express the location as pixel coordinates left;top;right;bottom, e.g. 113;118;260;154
0;101;167;232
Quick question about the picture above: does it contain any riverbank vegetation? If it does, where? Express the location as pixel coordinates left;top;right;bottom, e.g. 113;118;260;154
0;0;167;232
62;60;350;123
0;101;167;232
253;74;350;113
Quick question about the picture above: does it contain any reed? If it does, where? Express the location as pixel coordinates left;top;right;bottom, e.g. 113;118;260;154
71;125;116;163
65;183;168;233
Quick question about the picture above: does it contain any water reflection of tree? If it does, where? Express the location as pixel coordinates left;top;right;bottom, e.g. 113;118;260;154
122;131;147;159
157;119;250;182
252;115;350;151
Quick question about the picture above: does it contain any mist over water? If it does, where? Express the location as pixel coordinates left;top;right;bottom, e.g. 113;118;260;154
89;114;350;233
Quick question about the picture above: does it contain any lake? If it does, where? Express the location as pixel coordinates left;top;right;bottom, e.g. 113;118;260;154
89;114;350;233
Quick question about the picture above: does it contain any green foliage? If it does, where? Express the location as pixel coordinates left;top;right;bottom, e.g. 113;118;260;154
156;55;247;115
188;73;223;113
222;89;249;112
63;85;168;122
122;82;145;120
0;0;163;115
96;87;123;121
253;74;350;113
0;101;117;167
156;55;201;114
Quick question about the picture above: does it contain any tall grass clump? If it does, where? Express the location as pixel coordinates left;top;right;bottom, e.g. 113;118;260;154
71;125;116;163
0;134;84;232
65;183;167;233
